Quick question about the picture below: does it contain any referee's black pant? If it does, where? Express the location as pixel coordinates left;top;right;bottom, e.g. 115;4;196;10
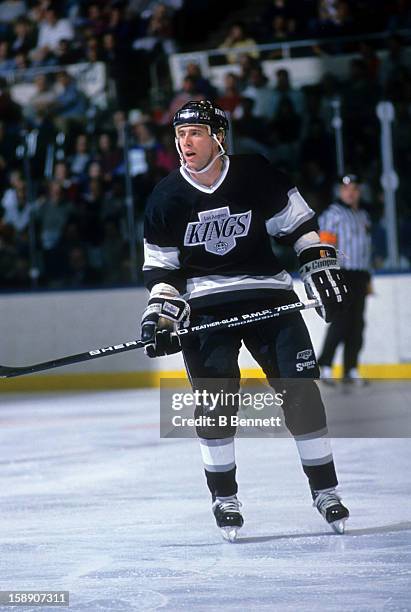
318;270;370;377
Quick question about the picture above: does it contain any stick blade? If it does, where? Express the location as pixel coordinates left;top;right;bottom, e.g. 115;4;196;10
0;366;21;378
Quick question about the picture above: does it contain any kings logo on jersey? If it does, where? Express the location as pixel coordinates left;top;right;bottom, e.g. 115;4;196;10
184;206;252;256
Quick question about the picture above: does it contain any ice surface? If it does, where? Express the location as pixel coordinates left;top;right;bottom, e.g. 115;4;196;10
0;388;410;611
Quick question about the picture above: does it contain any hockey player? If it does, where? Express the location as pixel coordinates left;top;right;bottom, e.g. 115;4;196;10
141;100;350;541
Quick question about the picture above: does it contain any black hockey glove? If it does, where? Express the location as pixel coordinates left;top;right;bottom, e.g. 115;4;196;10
141;286;190;358
299;245;350;323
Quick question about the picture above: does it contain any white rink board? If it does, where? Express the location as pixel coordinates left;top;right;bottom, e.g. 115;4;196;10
0;274;410;376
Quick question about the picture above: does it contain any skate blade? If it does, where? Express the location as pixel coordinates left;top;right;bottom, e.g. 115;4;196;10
220;527;240;542
330;518;347;534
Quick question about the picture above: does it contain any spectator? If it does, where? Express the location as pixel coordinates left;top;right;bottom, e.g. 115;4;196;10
3;181;30;234
0;122;14;193
113;110;127;148
65;245;101;287
52;71;88;131
130;117;159;152
11;17;36;56
219;22;259;64
359;41;380;83
380;35;408;89
133;2;177;55
386;0;411;30
0;0;26;26
242;65;275;121
8;255;31;288
309;0;338;36
84;3;107;38
101;31;131;107
53;161;79;203
0;77;22;125
216;72;242;114
318;72;342;129
12;50;31;71
271;68;303;115
298;158;332;212
266;15;297;46
236;54;260;91
0;42;15;75
154;128;179;173
69;133;91;178
55;38;80;65
299;117;334;174
161;76;203;125
0;217;20;289
342;59;381;138
330;1;356;36
96;132;122;183
270;97;301;168
0;204;31;289
78;167;105;247
24;73;56;125
393;100;411;168
32;6;74;64
85;40;103;64
184;63;216;100
2;170;24;212
100;178;126;224
232;96;273;157
83;36;102;62
106;2;133;42
36;180;72;257
102;31;119;66
101;218;126;285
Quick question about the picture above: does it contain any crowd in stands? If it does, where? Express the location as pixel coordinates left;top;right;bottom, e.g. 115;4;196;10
0;0;411;289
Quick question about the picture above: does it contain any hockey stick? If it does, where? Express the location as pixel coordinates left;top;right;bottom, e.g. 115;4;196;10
0;299;320;378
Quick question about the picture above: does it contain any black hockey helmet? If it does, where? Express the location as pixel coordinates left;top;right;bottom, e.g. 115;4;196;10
173;100;229;138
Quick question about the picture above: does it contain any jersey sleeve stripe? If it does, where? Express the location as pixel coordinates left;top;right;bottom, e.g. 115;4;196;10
143;240;181;271
265;188;315;238
184;272;293;301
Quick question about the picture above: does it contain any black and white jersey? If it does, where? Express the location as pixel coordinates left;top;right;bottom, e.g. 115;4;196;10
143;154;318;308
319;200;371;272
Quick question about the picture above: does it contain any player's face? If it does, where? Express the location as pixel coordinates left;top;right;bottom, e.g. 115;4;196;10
340;183;361;207
176;125;219;171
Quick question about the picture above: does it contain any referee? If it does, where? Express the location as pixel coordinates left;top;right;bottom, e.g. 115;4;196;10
318;174;372;383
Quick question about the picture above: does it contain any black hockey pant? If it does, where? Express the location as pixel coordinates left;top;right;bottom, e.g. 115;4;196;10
318;270;369;376
181;298;338;500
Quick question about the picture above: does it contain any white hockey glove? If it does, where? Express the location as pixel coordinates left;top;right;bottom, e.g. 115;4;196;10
141;284;190;358
298;245;350;323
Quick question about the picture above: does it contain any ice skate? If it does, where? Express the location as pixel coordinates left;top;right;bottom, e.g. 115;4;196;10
342;369;369;388
212;496;243;542
320;366;337;387
313;489;349;534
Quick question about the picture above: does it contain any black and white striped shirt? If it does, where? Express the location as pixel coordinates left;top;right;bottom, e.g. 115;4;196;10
319;200;371;271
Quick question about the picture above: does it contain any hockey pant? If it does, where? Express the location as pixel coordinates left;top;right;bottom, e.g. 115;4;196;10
318;270;369;376
181;299;338;500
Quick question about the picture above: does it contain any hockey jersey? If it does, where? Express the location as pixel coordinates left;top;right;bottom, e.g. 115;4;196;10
319;200;371;272
143;154;318;308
